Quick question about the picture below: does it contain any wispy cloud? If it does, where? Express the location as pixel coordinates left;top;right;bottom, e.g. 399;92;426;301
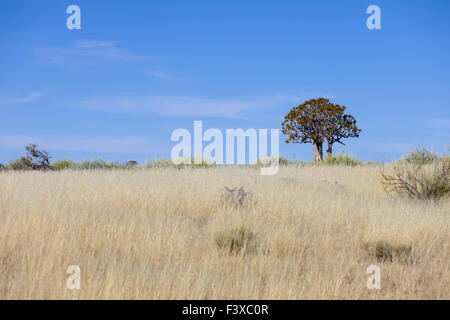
78;93;317;119
0;91;44;106
0;135;161;154
33;40;147;69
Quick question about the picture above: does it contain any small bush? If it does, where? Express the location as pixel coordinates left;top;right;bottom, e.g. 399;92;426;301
220;186;255;207
0;163;5;171
214;227;257;254
400;146;437;166
143;157;214;169
381;159;449;200
7;159;28;170
256;156;289;167
322;153;361;166
173;157;215;168
75;159;125;170
363;241;415;264
144;158;173;169
51;159;75;170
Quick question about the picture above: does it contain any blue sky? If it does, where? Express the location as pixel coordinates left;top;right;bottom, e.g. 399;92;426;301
0;0;449;163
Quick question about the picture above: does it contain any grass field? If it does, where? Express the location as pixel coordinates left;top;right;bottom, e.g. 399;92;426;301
0;165;449;299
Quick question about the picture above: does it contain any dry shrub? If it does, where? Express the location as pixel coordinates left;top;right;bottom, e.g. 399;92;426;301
22;144;52;170
8;144;52;171
220;186;255;207
363;241;416;264
381;159;449;200
214;227;257;254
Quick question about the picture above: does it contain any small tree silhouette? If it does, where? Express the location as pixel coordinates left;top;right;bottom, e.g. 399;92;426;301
20;144;52;170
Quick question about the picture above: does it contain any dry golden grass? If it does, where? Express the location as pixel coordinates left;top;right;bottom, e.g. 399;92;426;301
0;165;449;299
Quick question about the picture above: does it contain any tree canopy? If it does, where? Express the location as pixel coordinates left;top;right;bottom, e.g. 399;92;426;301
281;98;361;162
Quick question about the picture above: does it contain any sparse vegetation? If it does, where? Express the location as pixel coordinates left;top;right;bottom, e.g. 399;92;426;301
381;158;450;200
321;153;361;166
256;156;290;167
7;159;28;170
220;186;255;208
75;159;127;170
143;158;174;169
1;144;373;171
51;159;75;170
144;157;215;169
363;241;416;264
214;227;258;254
400;146;438;166
173;157;216;169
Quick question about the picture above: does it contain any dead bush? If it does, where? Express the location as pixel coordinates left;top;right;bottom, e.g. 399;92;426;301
15;144;52;171
220;186;255;207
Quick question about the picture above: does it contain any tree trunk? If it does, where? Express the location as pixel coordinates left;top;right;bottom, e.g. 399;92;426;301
313;142;323;163
326;142;333;158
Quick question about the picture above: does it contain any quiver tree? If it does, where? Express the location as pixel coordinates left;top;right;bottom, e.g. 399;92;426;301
323;105;361;158
281;98;361;163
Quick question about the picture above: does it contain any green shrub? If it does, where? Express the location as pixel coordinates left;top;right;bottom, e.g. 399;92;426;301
75;159;126;170
322;153;361;166
214;227;257;254
381;158;449;200
400;146;437;166
7;159;28;170
143;159;169;169
171;157;215;169
149;158;177;168
143;157;214;169
51;159;75;170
